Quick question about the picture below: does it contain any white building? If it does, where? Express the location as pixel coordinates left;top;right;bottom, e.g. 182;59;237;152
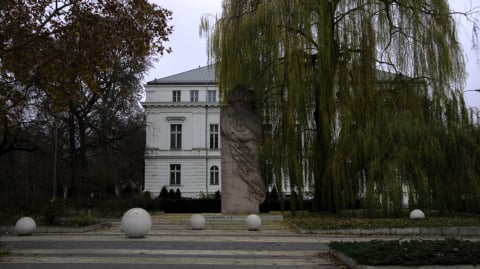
143;65;221;198
143;65;414;208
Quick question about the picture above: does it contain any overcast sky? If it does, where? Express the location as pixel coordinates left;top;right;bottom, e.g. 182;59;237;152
146;0;480;108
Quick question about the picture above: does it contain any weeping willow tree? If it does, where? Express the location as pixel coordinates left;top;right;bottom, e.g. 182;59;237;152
201;0;480;215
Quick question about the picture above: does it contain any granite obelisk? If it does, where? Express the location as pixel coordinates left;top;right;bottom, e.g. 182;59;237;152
221;85;266;214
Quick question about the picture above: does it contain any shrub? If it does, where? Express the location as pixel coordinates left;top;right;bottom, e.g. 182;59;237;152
159;186;169;199
270;186;279;200
143;191;152;199
68;213;99;227
168;189;176;199
162;199;220;213
175;188;182;199
330;239;480;266
40;199;65;225
260;198;313;213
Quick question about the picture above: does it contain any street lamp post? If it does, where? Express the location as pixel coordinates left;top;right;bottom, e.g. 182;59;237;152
53;121;58;200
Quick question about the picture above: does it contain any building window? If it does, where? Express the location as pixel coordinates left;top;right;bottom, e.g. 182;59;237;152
210;166;219;185
170;164;181;185
210;124;219;149
190;90;199;102
207;90;216;102
173;90;181;102
170;124;182;149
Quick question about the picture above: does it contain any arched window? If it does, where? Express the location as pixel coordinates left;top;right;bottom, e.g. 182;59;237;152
210;166;219;185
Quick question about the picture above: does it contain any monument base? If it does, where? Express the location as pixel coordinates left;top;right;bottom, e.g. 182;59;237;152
221;195;261;214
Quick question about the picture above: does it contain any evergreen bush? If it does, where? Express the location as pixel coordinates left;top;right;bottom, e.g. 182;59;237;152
159;186;169;198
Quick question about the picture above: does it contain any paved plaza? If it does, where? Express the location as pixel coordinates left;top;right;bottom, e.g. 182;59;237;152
1;214;347;268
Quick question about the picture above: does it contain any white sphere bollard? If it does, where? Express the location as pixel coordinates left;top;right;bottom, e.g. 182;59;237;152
409;209;426;220
15;217;36;236
245;214;262;231
189;214;206;230
121;208;152;238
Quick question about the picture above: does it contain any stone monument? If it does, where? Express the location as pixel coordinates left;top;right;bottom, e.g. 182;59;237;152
221;85;266;214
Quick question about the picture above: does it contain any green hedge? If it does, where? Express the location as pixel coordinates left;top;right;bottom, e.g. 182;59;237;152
0;193;314;225
161;199;220;213
330;239;480;266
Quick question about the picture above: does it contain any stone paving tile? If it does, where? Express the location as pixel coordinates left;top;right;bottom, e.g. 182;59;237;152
1;214;344;269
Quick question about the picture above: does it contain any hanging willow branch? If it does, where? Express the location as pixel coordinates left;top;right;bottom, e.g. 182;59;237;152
202;0;480;215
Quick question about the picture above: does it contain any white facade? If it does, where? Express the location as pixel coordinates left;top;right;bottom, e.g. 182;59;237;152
143;66;221;198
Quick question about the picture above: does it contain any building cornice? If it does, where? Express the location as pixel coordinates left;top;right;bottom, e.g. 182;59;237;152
145;154;221;160
142;102;221;108
166;116;186;122
145;82;217;86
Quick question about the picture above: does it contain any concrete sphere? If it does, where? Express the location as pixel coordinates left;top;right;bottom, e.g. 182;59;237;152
409;209;426;220
15;217;36;236
245;214;262;231
121;208;152;238
189;214;206;230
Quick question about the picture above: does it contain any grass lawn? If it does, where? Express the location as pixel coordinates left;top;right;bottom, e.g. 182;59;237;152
285;214;480;230
330;239;480;266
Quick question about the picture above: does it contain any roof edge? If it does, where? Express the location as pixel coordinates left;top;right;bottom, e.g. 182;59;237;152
147;64;216;85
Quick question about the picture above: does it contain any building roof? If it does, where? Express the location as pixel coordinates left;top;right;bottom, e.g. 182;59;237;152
146;64;404;85
147;65;216;85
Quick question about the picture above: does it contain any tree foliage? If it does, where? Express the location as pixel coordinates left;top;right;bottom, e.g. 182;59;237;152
1;0;172;197
2;0;172;113
203;0;480;214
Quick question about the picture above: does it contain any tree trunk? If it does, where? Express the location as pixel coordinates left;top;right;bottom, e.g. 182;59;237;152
67;107;78;198
313;1;337;213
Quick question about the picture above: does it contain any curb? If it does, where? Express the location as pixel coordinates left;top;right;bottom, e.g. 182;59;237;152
203;214;284;222
40;222;113;233
0;222;112;235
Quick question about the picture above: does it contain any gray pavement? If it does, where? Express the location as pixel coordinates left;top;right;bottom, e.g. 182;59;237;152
3;214;479;268
0;214;345;269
